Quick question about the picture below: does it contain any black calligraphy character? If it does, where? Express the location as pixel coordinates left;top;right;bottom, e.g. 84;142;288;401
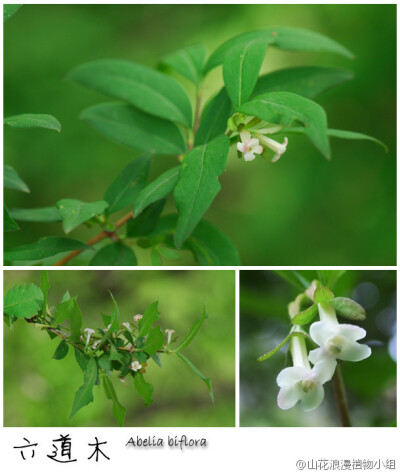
47;434;77;463
13;438;38;460
88;437;110;462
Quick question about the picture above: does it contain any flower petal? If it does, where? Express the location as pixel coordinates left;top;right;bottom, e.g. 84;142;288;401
253;145;263;155
310;321;335;346
240;130;251;143
338;341;371;362
336;324;367;341
308;347;331;365
300;384;324;412
276;366;307;387
311;359;337;384
244;151;256;161
237;142;245;153
277;385;302;410
247;138;259;148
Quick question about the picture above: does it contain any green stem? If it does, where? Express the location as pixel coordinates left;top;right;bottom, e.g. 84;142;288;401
332;364;352;427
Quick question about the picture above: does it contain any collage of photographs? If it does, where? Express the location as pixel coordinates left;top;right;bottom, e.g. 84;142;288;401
2;2;397;471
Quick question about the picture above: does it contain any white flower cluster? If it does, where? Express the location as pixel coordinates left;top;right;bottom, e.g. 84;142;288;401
277;302;371;412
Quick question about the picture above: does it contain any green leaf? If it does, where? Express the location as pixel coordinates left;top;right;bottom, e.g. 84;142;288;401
160;44;207;84
175;305;208;352
70;357;98;419
9;206;61;223
314;286;334;304
98;355;112;371
318;270;347;289
4;114;61;132
134;372;154;407
157;246;180;261
150;248;162;266
133;166;180;217
329;297;366;321
40;270;50;314
68;59;193;127
175;352;213;402
291;303;318;325
54;296;75;324
56;199;108;234
4;206;20;232
4;165;30;193
141;326;164;356
52;340;69;360
81;102;186;155
327;128;387;152
127;200;165;238
274;271;311;291
105;153;152;214
239;91;330;159
288;293;313;318
90;242;137;266
223;38;267;106
109;343;123;363
4;237;91;262
138;301;160;338
74;348;89;372
252;66;354;99
103;376;126;427
205;27;353;72
4;4;22;22
70;299;83;342
108;292;120;333
61;291;71;303
195;87;233;146
4;283;43;319
151;353;162;367
174;135;230;248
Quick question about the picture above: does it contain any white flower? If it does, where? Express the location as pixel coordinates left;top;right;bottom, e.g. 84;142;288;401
237;130;263;161
277;359;336;411
122;322;131;331
92;340;100;350
256;134;288;162
104;324;111;332
131;361;142;372
83;328;95;346
120;378;126;384
165;328;175;344
133;314;143;323
309;321;371;365
277;330;336;411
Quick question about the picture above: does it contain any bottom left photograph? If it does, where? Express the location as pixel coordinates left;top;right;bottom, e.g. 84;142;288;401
3;269;235;427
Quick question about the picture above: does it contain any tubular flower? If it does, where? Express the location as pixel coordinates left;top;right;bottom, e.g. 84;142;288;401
133;314;143;323
309;303;372;365
83;328;95;346
165;328;175;344
255;133;288;162
277;331;336;412
122;322;131;331
237;130;263;161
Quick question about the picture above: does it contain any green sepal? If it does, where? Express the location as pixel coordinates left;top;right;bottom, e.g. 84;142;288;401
314;286;334;304
291;303;318;325
329;297;366;321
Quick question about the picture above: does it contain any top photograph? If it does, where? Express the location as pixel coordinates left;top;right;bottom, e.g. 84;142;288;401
4;4;396;266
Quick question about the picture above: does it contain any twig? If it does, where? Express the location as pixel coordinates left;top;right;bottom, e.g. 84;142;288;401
54;211;133;266
332;364;352;427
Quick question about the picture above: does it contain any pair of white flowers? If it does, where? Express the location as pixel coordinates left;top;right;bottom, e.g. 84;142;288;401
237;129;288;162
277;302;371;412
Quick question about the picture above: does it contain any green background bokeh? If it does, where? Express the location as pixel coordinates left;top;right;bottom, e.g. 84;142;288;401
4;4;396;265
240;270;396;427
4;269;235;427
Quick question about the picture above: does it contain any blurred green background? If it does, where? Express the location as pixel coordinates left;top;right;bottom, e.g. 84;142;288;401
4;4;396;265
4;269;235;426
240;270;396;427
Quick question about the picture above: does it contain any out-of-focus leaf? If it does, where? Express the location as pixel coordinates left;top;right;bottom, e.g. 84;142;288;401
9;206;61;223
274;270;311;291
4;4;22;22
4;206;19;232
318;270;347;289
40;270;50;314
4;113;61;132
161;43;207;84
4;165;30;193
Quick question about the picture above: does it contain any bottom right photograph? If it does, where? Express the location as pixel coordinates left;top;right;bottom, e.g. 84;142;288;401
240;270;396;427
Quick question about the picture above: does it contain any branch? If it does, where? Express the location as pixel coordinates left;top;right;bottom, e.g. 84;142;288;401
54;211;133;266
332;364;352;427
